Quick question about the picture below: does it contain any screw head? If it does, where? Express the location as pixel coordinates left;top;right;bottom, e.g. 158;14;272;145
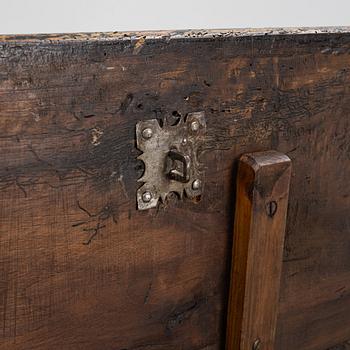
190;120;200;132
192;179;201;190
142;191;152;203
142;128;153;139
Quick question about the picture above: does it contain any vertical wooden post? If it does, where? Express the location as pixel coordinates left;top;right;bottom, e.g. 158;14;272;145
226;151;292;350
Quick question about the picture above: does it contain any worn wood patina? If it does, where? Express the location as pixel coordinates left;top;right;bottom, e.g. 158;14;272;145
0;27;350;349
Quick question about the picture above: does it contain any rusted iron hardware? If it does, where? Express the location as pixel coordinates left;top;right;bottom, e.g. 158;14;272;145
136;112;206;210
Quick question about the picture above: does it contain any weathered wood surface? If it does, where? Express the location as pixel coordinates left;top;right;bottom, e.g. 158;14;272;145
226;151;291;350
0;28;350;349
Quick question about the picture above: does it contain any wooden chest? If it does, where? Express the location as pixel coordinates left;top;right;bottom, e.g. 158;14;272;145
0;28;349;350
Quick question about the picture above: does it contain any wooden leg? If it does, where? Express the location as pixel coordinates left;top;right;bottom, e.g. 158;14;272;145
226;151;292;350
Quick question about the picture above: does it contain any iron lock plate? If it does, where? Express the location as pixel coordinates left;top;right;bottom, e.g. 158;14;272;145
136;111;206;210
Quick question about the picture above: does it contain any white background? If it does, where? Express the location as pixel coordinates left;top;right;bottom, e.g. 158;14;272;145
0;0;349;35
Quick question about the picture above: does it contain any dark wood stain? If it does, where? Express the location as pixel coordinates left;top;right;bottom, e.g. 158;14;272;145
0;28;349;349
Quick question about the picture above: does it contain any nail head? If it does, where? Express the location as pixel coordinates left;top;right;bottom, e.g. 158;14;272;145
253;339;261;350
190;120;200;132
192;179;201;190
142;191;152;203
266;200;278;217
142;128;153;139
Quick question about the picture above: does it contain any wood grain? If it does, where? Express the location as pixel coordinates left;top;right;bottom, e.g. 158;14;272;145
226;151;291;350
0;28;350;349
